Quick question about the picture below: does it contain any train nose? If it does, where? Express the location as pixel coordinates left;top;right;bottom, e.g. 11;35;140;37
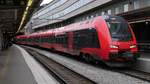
109;42;139;61
118;43;131;50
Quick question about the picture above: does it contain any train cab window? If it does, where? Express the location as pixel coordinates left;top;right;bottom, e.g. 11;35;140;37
105;16;132;41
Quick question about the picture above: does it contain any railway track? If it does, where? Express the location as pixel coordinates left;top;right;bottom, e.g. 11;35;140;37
24;47;96;84
113;69;150;83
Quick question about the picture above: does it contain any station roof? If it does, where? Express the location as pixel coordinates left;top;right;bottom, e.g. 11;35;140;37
119;6;150;23
0;0;42;35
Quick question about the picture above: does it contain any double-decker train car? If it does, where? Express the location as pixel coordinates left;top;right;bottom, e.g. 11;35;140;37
15;15;140;67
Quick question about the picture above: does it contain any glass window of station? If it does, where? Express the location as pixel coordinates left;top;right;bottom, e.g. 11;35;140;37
33;0;68;19
108;9;111;15
32;0;94;27
115;7;119;14
143;0;150;8
133;0;140;9
123;4;129;12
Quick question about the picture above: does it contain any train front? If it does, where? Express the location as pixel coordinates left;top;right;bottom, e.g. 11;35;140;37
104;16;140;67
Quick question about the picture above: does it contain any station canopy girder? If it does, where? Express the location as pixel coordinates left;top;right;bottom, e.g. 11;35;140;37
119;6;150;23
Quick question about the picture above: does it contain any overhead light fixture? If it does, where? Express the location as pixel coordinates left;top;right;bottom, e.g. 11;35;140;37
17;0;33;33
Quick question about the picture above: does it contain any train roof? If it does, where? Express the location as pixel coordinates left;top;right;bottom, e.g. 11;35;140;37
22;15;121;37
16;35;28;39
29;16;101;37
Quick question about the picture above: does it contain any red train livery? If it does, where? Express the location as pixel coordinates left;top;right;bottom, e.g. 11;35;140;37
15;15;140;67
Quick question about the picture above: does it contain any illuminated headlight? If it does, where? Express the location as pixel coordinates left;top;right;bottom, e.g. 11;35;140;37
110;45;118;48
130;45;137;48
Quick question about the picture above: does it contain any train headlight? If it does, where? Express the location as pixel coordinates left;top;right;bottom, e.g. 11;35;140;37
130;45;137;48
110;45;118;49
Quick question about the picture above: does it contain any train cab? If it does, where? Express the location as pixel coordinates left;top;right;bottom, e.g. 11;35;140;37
99;15;140;66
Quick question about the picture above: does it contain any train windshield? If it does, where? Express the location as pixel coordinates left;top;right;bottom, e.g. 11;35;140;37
105;16;132;41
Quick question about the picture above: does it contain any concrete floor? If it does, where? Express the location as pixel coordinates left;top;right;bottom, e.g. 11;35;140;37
0;46;37;84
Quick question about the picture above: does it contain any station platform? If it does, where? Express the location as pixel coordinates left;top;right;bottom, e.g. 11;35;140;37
0;45;37;84
134;52;150;73
0;45;58;84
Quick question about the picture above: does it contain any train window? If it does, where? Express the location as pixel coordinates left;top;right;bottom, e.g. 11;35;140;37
37;37;40;43
35;37;37;42
73;28;100;49
48;36;52;43
46;37;49;43
52;36;55;43
45;37;48;43
44;37;47;42
44;37;46;42
42;34;68;48
41;37;44;42
63;34;68;48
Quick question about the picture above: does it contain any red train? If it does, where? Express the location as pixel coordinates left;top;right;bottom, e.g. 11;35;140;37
15;15;140;67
